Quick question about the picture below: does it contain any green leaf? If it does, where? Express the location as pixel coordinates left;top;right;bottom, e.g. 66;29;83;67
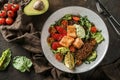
80;16;92;28
85;29;90;40
57;47;70;55
62;14;72;20
55;18;62;26
0;48;11;70
91;31;104;43
13;56;32;72
52;47;70;55
87;51;97;61
84;51;97;64
85;21;92;28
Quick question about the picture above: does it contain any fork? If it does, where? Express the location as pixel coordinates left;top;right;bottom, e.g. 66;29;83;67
96;0;120;35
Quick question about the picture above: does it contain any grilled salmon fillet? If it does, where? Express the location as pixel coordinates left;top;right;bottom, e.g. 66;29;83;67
67;25;77;38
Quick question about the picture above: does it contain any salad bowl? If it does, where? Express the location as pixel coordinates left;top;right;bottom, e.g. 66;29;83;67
41;6;109;73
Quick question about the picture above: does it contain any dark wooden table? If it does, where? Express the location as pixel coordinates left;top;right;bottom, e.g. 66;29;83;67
0;0;120;80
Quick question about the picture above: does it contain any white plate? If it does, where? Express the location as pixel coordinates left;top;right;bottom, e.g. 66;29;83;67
41;6;109;73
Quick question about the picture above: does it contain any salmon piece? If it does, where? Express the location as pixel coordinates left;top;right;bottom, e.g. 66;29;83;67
59;36;74;47
73;38;84;49
67;25;77;38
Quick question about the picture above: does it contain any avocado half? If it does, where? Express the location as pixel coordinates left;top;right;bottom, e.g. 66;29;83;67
24;0;49;16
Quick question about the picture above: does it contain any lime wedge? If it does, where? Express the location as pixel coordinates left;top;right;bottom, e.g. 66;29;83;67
64;52;75;69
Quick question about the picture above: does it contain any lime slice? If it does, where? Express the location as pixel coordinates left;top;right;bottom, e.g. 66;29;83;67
64;52;75;69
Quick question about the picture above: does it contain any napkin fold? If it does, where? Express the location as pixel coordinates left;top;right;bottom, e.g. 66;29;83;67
0;0;42;53
32;54;81;80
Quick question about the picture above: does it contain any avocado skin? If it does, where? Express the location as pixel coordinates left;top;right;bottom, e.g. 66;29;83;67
24;0;49;16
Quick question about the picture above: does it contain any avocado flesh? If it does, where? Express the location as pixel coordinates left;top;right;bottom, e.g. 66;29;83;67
24;0;49;16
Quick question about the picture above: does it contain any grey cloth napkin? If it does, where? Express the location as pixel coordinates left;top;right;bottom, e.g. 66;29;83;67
0;0;42;53
32;53;81;80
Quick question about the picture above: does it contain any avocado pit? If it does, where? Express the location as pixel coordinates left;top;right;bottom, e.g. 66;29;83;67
33;0;44;11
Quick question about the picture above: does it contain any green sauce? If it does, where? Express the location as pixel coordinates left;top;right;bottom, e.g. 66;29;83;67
74;24;86;38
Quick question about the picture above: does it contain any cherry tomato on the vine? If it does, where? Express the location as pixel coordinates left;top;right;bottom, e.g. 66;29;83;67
0;3;20;25
0;18;6;25
0;10;7;17
7;10;15;18
4;3;13;11
5;17;13;25
11;4;19;12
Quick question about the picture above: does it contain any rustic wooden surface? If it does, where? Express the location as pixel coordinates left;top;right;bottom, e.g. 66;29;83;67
0;0;120;80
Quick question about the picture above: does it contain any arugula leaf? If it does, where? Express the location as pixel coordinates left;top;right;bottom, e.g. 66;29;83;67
85;29;90;40
80;16;92;28
13;56;32;72
0;48;11;70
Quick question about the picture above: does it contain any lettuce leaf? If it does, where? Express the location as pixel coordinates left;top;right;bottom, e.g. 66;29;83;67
13;56;32;72
91;31;104;43
0;48;11;70
52;47;70;55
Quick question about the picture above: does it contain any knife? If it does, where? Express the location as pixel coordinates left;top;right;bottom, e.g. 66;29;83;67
96;0;120;35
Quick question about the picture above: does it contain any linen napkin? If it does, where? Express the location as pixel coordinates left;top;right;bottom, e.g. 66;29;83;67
0;0;42;53
32;53;81;80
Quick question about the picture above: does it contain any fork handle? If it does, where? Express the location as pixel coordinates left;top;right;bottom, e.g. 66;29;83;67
97;0;120;27
109;15;120;27
107;17;120;35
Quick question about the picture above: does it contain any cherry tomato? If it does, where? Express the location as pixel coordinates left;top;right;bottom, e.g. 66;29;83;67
0;10;7;18
61;20;68;27
69;46;76;52
5;17;14;25
72;16;80;21
11;4;19;12
55;53;63;62
0;18;6;25
90;26;97;33
4;3;13;11
7;10;15;18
